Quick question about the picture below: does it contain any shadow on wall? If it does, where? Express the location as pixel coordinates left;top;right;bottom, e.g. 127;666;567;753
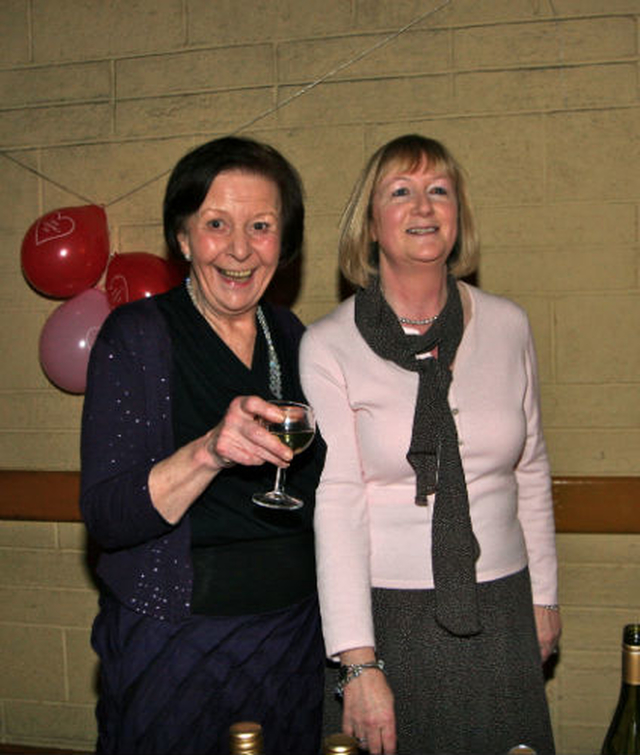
265;252;303;309
544;650;560;683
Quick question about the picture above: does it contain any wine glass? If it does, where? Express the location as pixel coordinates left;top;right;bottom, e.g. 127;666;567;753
252;400;316;510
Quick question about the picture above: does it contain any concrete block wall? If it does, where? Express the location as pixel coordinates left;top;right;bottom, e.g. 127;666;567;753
0;520;97;750
0;1;638;751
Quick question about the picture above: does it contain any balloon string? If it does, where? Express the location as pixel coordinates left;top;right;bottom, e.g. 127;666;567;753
106;0;451;207
0;0;451;210
1;151;97;206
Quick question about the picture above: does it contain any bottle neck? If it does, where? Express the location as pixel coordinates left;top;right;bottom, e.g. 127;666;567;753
229;721;263;754
322;733;359;754
623;646;640;686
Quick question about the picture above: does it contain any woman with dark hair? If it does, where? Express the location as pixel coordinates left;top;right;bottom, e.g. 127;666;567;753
300;134;560;754
81;136;325;755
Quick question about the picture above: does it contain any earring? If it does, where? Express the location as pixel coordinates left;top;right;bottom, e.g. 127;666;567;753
184;252;191;262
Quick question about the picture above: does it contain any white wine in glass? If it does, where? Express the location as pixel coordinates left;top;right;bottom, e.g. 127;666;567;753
252;400;315;511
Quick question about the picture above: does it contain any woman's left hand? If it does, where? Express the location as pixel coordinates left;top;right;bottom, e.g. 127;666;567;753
534;604;562;663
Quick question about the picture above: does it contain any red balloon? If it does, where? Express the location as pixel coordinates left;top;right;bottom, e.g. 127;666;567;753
105;252;186;309
39;288;111;393
21;205;110;298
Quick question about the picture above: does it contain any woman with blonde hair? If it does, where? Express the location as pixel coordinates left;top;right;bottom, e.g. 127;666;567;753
301;134;560;755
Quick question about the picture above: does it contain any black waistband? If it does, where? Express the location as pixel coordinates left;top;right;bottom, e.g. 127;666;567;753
190;530;316;616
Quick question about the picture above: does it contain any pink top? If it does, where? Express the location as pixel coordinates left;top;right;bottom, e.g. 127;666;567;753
300;282;558;659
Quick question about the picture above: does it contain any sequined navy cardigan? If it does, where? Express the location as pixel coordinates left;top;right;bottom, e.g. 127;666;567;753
80;293;305;623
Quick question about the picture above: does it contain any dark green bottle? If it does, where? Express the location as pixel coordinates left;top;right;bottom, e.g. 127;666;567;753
601;624;640;754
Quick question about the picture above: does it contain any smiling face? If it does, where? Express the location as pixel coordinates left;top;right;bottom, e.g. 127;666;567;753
370;158;458;279
178;169;282;322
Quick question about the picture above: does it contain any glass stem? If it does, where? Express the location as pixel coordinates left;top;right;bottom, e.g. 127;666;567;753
273;466;286;494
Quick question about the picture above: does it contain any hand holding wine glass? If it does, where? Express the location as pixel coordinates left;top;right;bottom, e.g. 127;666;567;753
252;400;316;510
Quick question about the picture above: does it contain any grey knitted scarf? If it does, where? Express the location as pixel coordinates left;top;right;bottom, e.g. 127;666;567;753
354;274;481;636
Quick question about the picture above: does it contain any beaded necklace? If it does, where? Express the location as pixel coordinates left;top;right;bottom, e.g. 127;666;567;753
398;313;440;326
255;305;282;399
184;277;282;399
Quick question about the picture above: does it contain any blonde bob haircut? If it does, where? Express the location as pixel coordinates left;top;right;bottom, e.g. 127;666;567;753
339;134;480;289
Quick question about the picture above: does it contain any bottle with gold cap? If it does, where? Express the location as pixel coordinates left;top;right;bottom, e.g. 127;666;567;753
322;732;359;754
601;623;640;755
229;721;263;755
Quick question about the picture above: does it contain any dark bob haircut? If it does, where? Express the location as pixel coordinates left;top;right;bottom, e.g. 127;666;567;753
163;136;304;267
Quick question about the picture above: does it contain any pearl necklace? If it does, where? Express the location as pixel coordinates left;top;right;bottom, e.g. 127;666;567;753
184;277;282;399
398;314;439;326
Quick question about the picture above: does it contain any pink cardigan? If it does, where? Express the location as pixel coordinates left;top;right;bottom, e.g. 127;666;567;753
300;282;558;659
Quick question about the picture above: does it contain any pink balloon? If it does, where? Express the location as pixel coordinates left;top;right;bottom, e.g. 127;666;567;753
39;288;111;394
21;205;110;299
105;252;186;309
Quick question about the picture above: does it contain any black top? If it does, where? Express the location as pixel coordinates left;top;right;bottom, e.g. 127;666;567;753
156;285;325;614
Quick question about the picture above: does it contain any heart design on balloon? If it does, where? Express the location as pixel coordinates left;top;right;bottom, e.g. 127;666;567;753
84;324;102;350
105;273;129;307
21;204;110;298
35;211;76;246
105;252;186;309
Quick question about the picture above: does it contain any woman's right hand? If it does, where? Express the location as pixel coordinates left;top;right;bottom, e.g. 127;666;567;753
206;395;293;471
342;663;396;754
149;396;292;524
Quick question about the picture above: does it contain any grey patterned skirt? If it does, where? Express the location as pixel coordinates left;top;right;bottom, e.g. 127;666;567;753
324;568;555;755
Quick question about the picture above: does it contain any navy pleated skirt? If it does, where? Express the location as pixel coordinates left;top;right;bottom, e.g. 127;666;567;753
91;593;324;755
